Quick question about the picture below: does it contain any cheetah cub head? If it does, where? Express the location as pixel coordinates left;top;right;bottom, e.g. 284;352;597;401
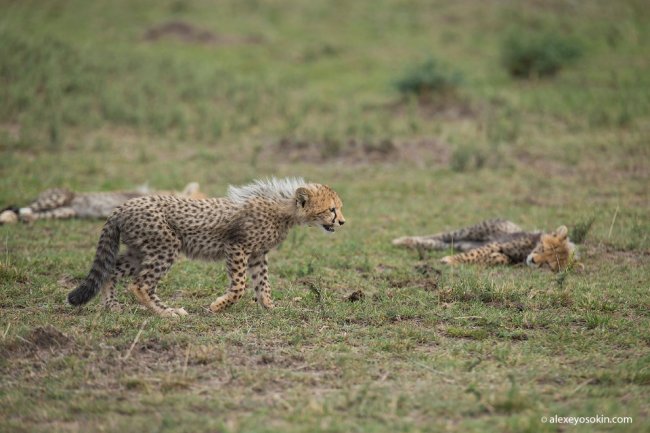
526;225;577;272
295;184;345;233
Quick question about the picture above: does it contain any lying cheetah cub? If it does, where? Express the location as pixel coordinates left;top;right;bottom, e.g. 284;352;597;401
68;178;345;317
393;219;577;272
0;182;204;224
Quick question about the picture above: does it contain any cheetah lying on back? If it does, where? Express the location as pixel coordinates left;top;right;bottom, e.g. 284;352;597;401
0;182;205;224
393;219;577;272
68;178;345;317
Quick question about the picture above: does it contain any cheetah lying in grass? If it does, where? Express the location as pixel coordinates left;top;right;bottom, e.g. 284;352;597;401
0;182;205;224
67;178;345;317
393;219;577;272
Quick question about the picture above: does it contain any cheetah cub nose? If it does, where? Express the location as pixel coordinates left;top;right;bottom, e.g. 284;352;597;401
339;220;345;225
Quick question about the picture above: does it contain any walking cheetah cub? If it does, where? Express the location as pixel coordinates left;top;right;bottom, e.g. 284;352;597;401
67;178;345;317
393;219;577;272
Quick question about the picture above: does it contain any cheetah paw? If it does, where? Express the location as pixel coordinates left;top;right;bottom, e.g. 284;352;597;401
209;301;225;313
440;256;454;265
160;307;188;318
391;237;414;247
173;307;188;316
257;299;275;310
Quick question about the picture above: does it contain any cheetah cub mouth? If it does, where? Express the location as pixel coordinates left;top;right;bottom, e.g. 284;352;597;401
322;224;336;232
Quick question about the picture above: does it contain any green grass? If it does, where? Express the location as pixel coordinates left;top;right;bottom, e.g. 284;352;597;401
1;0;649;432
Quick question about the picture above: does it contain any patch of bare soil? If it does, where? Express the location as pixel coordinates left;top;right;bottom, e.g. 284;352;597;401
143;20;263;45
109;335;322;372
379;263;442;292
385;274;440;292
2;328;337;404
119;337;339;394
514;149;577;178
265;137;450;166
0;122;21;141
28;325;71;349
583;242;650;266
1;325;73;358
516;147;649;190
387;96;477;120
581;153;650;185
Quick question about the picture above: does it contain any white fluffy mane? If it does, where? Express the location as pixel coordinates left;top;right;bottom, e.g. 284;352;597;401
227;177;306;204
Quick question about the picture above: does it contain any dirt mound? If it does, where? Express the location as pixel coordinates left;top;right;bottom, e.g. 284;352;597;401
265;137;450;166
346;290;365;302
0;325;72;358
143;20;262;45
28;325;71;349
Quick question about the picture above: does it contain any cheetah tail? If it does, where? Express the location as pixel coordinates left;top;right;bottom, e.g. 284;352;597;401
68;219;120;306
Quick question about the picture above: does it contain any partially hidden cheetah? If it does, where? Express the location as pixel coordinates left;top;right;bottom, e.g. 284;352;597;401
67;178;345;317
392;219;577;272
0;182;205;224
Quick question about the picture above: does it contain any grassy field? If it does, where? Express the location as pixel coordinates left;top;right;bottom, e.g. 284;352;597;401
1;0;649;432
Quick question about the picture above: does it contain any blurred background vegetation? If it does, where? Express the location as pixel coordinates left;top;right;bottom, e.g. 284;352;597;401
1;0;648;173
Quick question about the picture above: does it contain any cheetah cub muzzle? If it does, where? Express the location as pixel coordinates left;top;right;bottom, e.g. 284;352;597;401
67;177;345;317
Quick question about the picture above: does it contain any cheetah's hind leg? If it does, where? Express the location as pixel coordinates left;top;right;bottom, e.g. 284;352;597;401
20;188;75;221
129;277;188;318
391;236;448;250
128;242;187;318
22;206;77;222
100;250;142;312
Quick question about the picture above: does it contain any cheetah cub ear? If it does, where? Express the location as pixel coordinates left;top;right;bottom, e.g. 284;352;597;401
295;187;311;208
555;225;568;239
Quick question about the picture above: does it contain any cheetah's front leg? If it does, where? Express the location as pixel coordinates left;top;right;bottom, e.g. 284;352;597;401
210;247;249;313
248;251;274;309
